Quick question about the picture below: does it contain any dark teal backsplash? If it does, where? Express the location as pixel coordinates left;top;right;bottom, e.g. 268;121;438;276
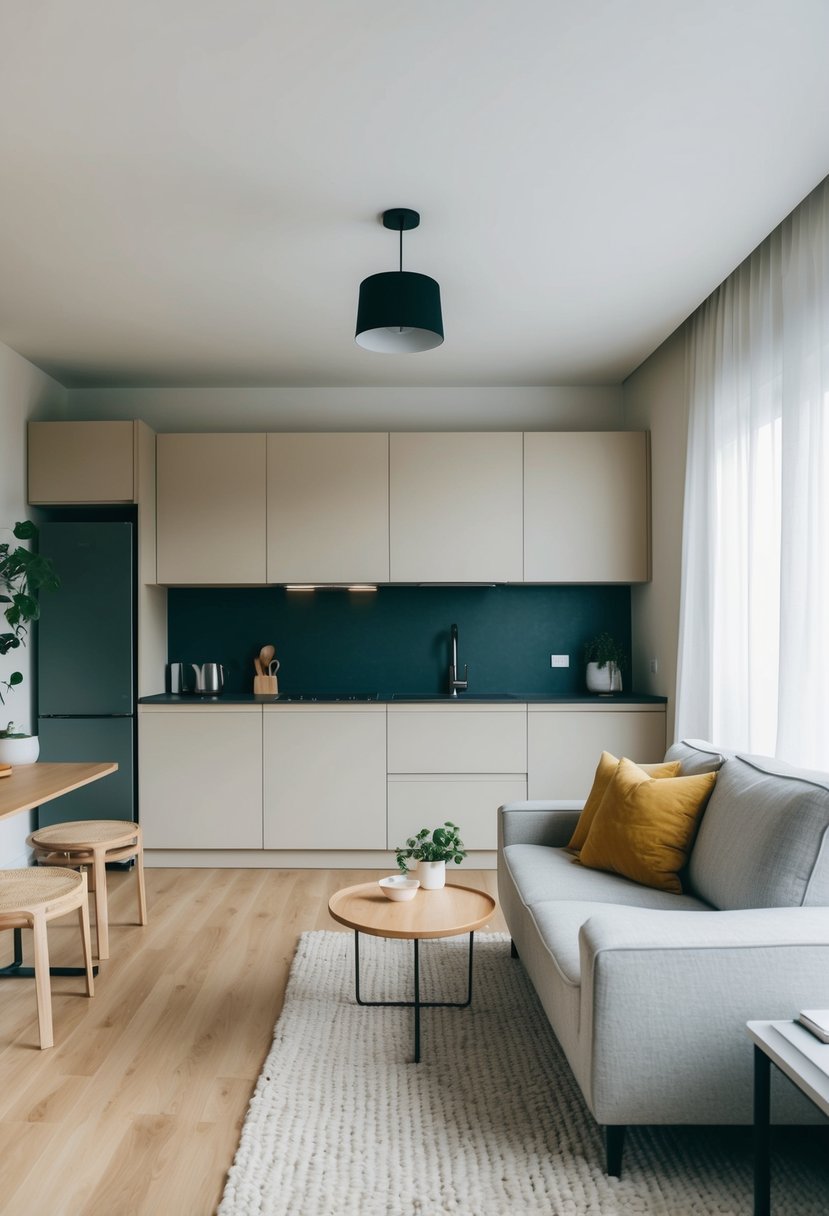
167;585;632;696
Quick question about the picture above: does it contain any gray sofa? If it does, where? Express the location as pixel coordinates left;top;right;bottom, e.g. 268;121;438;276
497;739;829;1174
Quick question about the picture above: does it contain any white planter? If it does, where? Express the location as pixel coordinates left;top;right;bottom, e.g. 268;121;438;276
585;662;622;694
417;859;446;890
0;734;40;766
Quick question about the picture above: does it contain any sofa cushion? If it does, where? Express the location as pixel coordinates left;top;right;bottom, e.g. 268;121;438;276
577;758;717;894
688;754;829;908
502;842;712;912
664;738;730;775
567;751;682;853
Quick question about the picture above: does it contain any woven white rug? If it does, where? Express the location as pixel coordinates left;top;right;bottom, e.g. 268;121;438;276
220;931;828;1216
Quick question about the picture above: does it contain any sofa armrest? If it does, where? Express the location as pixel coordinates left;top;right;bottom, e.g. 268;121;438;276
498;800;584;849
577;905;829;1123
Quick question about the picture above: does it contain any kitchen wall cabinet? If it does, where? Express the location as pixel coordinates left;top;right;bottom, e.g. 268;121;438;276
266;433;389;583
138;705;263;848
156;433;267;584
263;705;386;848
389;432;523;582
523;431;650;582
28;420;142;504
387;703;527;850
526;703;666;799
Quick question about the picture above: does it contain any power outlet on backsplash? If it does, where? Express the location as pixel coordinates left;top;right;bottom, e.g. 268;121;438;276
550;654;569;668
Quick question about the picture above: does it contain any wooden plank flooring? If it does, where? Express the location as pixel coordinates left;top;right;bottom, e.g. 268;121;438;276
0;867;505;1215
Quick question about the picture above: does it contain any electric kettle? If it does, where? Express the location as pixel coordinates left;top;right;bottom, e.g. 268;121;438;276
188;662;226;695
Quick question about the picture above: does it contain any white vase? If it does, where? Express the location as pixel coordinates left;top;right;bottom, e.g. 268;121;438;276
0;734;40;766
585;662;622;694
418;860;446;890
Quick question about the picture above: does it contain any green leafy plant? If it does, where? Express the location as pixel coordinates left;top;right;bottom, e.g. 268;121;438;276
394;821;467;875
0;721;29;739
583;631;627;671
0;520;60;712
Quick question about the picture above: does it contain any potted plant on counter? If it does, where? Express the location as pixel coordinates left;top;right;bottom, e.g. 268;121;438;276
583;632;627;695
0;520;60;765
394;821;467;890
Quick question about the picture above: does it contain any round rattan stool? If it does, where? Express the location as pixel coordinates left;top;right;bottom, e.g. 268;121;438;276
28;821;147;961
0;867;94;1049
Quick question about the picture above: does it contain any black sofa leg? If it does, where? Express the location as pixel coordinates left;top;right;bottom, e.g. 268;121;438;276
510;939;519;959
605;1125;626;1177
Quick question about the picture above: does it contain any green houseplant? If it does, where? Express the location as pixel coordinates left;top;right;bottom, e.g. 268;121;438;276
0;520;60;763
583;631;627;694
394;821;467;890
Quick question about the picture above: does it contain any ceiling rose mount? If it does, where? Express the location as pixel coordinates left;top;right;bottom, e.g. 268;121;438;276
355;207;444;353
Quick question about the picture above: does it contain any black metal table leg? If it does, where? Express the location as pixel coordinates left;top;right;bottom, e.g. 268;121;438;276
0;926;99;980
754;1045;771;1216
352;930;476;1063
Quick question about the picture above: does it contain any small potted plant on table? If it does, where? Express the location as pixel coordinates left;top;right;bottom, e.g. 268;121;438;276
583;631;627;695
0;521;60;765
394;821;467;890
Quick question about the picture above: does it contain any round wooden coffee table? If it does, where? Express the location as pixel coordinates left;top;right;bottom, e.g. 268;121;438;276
328;881;496;1063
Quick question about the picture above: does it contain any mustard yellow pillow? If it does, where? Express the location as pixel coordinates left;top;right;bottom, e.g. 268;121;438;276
577;757;717;894
567;751;682;854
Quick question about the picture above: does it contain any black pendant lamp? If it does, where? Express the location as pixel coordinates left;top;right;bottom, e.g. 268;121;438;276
355;208;444;353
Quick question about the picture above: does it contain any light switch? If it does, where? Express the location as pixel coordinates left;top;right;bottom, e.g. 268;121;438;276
550;654;569;668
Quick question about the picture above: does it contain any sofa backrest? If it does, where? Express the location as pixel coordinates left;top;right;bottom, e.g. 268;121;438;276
664;739;730;776
686;752;829;909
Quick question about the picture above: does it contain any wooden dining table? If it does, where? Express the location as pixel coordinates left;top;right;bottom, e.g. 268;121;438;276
1;761;118;978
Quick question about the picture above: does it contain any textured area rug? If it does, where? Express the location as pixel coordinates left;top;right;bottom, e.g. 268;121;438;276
220;931;828;1216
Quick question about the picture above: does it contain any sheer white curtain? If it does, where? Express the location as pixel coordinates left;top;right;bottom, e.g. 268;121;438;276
676;177;829;768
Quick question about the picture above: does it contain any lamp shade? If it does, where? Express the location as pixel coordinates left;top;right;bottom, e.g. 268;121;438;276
355;271;444;353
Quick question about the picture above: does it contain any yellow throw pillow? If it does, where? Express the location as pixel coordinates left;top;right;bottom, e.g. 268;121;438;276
577;757;717;894
567;751;682;854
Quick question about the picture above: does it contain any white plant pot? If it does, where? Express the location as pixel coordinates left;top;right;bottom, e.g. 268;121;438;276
0;734;40;766
585;662;622;694
417;860;446;890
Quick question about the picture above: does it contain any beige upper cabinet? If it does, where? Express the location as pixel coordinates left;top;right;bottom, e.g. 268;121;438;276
266;433;389;583
523;431;651;582
28;420;138;503
389;432;523;582
156;433;267;584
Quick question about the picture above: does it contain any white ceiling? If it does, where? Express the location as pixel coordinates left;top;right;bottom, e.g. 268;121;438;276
1;0;828;389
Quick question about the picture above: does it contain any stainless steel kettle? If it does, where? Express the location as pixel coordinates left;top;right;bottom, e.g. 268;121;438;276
187;662;226;696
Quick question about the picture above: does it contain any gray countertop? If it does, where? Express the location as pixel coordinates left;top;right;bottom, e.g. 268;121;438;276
139;692;668;705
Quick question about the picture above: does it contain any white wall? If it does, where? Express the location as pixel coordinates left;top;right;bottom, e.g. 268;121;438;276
56;385;624;432
623;322;690;743
0;341;66;865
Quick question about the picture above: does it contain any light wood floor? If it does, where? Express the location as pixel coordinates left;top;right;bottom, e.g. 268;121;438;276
0;867;505;1215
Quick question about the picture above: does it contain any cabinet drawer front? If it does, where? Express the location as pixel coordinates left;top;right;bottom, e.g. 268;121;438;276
527;707;666;799
388;776;527;851
387;709;526;773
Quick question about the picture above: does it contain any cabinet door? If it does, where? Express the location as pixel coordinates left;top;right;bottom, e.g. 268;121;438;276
263;707;386;848
388;775;527;851
156;434;266;584
389;433;523;581
527;705;666;799
267;433;389;583
28;421;136;503
524;432;650;582
138;707;263;848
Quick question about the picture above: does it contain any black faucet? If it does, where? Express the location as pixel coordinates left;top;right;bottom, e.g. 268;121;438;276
448;623;468;697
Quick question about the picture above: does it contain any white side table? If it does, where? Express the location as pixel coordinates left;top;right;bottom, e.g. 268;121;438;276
746;1019;829;1216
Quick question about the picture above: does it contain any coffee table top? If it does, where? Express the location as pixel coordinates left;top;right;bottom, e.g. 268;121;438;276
328;881;496;940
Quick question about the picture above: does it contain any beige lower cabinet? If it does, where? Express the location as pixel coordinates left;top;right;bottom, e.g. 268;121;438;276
387;704;527;851
527;704;667;799
263;705;387;849
138;705;263;848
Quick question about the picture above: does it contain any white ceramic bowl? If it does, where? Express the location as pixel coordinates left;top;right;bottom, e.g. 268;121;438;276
378;874;420;901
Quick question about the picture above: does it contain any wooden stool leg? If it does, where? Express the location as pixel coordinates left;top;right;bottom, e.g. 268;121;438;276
91;848;109;960
78;879;94;998
31;912;54;1050
135;842;148;926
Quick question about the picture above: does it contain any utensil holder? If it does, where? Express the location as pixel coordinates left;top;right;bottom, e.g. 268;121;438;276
253;675;279;695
